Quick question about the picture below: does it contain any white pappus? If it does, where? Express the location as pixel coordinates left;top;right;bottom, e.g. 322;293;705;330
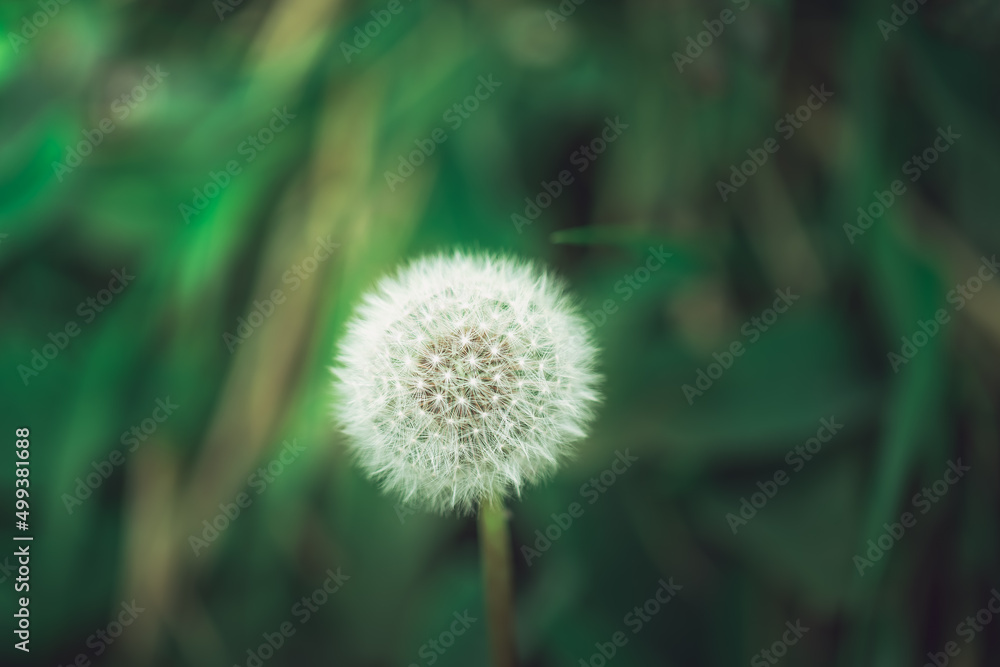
332;250;601;515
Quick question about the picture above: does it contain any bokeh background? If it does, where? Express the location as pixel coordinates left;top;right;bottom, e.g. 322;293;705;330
2;0;1000;665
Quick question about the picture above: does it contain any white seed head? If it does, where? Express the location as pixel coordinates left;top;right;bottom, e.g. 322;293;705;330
332;251;601;515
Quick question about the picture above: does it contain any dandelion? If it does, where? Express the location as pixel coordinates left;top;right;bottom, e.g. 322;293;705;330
332;250;601;667
332;250;601;515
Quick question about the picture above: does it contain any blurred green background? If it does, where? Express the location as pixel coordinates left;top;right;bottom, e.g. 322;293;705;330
2;0;1000;665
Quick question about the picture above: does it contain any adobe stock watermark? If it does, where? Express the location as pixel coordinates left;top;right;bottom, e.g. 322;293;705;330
887;255;999;372
681;288;800;405
672;0;751;73
54;600;145;666
384;75;502;191
233;567;349;667
341;0;414;62
922;588;1000;667
17;268;135;386
578;578;682;667
520;449;637;566
213;0;247;21
545;0;588;30
61;397;180;514
877;0;928;41
585;246;672;328
179;106;297;224
717;84;833;202
726;417;843;535
843;126;960;244
750;620;809;666
512;116;629;233
853;458;970;576
51;65;168;182
223;235;339;353
189;439;307;556
0;555;18;585
394;501;416;524
7;0;73;54
404;610;478;667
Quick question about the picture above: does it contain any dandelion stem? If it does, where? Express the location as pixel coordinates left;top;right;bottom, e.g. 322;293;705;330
478;498;518;667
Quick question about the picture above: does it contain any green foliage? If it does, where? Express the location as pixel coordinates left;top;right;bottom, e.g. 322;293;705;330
1;0;998;665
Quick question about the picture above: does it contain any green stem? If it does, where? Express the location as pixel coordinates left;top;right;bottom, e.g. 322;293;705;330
478;498;518;667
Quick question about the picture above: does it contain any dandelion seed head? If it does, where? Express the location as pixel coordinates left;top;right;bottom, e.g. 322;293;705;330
332;251;601;515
